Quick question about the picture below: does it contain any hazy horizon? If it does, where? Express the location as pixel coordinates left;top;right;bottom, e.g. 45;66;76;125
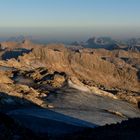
0;0;140;42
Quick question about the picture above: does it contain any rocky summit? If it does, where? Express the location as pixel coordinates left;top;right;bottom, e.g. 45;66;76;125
0;40;140;139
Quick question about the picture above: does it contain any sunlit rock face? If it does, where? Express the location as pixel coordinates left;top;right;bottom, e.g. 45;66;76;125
17;43;140;92
0;41;139;106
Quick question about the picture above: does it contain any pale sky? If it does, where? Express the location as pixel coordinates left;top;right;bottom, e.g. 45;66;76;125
0;0;140;42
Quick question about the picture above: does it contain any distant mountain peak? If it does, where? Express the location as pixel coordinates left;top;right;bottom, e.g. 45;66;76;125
7;35;32;42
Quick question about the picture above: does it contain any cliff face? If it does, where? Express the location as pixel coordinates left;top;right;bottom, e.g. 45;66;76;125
0;40;45;60
0;40;43;50
18;44;140;92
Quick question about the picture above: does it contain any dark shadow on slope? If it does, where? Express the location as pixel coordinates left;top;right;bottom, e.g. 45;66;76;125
0;92;39;112
137;70;140;81
0;92;97;139
0;112;42;140
2;48;31;60
0;92;47;140
68;118;140;140
8;109;97;139
1;92;140;140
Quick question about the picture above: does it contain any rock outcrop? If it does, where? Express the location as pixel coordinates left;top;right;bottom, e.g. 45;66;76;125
0;41;139;107
18;44;140;93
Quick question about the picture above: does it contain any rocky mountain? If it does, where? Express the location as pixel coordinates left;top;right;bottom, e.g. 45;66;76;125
0;40;44;60
6;35;33;42
72;37;117;50
17;44;140;91
85;37;116;49
72;37;140;52
0;40;140;139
